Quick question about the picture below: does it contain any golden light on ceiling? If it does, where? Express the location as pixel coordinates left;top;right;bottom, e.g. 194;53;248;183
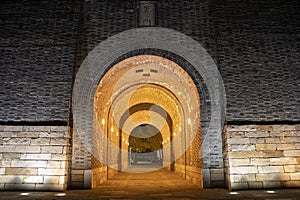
94;55;200;152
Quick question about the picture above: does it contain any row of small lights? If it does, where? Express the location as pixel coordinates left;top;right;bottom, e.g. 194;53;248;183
20;193;66;197
111;126;119;136
122;137;129;145
102;118;182;146
229;191;277;195
20;191;277;197
162;131;177;145
162;136;170;145
104;117;129;145
102;118;121;138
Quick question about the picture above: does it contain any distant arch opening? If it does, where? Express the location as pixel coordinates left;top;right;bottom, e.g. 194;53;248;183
128;124;163;166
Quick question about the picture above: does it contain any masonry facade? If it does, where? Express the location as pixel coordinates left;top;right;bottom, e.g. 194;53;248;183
0;0;299;191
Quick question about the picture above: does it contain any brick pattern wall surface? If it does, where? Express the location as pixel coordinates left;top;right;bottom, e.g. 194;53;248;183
157;0;300;121
226;124;300;190
0;0;80;122
174;120;203;187
105;0;299;122
1;0;299;122
82;0;300;122
0;126;70;191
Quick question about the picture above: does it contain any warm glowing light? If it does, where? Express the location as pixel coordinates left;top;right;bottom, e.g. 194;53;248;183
188;118;191;125
20;193;29;196
55;193;66;197
93;54;201;171
230;192;239;195
267;191;276;194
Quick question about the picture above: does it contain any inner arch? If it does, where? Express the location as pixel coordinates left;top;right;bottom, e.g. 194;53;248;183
128;124;163;166
72;27;226;189
120;103;173;134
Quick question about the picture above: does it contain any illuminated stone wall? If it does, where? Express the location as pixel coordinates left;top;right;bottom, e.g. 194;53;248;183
72;29;226;188
226;124;300;190
0;126;70;191
174;130;203;187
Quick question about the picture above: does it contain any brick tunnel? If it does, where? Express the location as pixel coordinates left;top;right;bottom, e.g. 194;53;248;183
71;28;226;189
91;55;202;187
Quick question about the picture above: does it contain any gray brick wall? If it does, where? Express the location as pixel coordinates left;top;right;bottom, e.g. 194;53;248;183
0;0;299;123
210;1;300;121
0;0;80;122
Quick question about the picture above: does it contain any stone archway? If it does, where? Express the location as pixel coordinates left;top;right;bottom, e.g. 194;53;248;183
92;55;201;185
128;124;163;166
72;27;226;189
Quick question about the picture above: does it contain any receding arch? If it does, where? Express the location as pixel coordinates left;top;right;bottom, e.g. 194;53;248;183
128;124;163;166
120;103;173;133
72;27;226;188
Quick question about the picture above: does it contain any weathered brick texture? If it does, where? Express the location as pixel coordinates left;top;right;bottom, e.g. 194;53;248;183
0;0;299;122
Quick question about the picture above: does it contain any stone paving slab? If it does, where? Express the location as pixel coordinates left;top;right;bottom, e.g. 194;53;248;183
1;189;300;200
0;168;300;199
0;188;300;200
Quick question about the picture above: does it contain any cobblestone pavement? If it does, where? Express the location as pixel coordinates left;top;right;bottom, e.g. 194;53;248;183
1;168;300;200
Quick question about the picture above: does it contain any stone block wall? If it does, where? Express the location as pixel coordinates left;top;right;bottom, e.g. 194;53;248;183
174;164;203;187
92;166;107;188
202;168;225;188
226;124;300;190
0;125;70;191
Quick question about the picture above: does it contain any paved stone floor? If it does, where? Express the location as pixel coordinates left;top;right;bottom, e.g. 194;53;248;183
1;167;300;200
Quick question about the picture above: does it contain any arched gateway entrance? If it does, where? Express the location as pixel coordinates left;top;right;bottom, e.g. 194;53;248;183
128;124;163;166
72;28;226;189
